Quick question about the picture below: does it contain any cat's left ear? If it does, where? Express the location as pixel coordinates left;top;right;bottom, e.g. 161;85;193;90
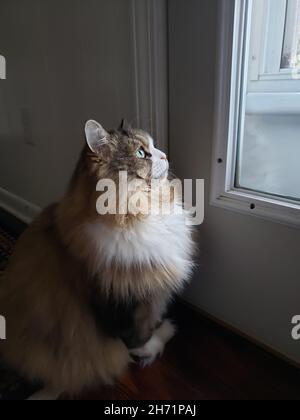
85;120;109;154
118;118;132;134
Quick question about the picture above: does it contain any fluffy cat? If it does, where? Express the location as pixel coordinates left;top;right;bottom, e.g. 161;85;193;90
0;119;195;398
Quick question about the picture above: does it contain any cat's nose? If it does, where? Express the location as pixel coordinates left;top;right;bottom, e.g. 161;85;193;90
160;152;167;160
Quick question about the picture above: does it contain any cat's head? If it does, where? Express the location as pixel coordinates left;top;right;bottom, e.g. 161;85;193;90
84;119;168;182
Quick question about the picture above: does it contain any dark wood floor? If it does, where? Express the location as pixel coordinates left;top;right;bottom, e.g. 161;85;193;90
78;303;300;401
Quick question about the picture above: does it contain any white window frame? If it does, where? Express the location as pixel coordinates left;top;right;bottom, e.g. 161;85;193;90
210;0;300;228
248;0;300;93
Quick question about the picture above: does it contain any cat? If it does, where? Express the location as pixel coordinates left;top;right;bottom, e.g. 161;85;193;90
0;119;195;399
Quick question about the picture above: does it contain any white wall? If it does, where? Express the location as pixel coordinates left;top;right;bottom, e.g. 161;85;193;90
168;0;300;365
0;0;138;209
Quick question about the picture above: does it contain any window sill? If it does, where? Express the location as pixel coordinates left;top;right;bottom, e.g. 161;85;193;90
211;189;300;229
246;92;300;115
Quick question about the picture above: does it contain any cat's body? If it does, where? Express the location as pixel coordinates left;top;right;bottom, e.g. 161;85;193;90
0;120;195;397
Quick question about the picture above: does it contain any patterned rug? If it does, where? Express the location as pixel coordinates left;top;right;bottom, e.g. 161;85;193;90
0;223;42;400
0;226;16;274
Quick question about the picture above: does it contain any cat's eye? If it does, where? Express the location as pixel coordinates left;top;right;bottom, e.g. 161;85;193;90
136;148;146;159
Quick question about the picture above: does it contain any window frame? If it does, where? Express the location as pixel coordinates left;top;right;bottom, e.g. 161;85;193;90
249;0;300;90
210;0;300;228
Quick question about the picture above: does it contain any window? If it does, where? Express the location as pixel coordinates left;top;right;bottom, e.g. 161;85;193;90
211;0;300;226
247;0;300;89
281;0;300;70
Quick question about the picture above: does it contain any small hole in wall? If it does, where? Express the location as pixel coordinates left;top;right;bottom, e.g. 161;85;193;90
250;203;256;210
217;158;223;164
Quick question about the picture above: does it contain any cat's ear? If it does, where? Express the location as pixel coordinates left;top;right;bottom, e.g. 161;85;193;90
85;120;109;154
118;118;132;134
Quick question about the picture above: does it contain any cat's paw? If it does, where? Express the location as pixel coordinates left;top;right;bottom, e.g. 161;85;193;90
130;336;164;367
130;319;176;367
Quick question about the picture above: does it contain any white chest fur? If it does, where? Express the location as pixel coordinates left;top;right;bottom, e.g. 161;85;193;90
84;208;194;286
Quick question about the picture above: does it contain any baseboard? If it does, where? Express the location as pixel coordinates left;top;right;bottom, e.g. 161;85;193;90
180;299;300;370
0;187;41;225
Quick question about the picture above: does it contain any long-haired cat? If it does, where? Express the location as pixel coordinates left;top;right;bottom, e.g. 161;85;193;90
0;119;195;399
